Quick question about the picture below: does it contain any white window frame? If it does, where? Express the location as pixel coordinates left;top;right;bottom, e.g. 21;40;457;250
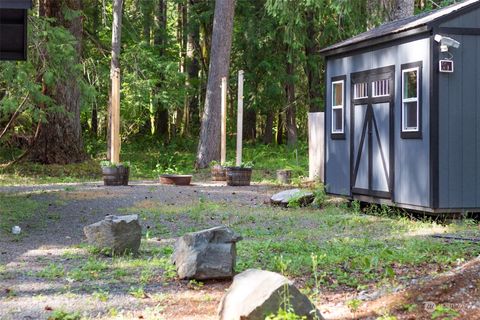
372;79;390;98
354;82;368;99
402;67;420;132
331;80;344;134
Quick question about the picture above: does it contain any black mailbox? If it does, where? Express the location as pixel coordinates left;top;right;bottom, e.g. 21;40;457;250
0;0;33;61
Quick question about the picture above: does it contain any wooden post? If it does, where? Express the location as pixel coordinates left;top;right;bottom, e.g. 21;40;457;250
110;68;121;164
236;70;244;166
221;77;227;165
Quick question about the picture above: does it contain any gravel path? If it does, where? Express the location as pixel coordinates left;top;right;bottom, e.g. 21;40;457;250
0;180;283;320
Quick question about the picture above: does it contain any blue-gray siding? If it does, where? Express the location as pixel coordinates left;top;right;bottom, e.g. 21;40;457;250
438;34;480;209
326;38;431;207
439;6;480;28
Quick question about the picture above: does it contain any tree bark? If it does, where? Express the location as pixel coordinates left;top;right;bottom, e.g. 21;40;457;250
91;0;99;137
390;0;415;20
285;60;297;146
304;9;321;113
263;110;274;144
243;109;256;141
186;0;200;135
154;0;169;138
30;0;87;164
276;111;284;145
195;0;235;168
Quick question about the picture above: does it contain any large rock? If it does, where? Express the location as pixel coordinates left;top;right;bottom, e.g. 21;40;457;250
218;269;324;320
83;214;141;255
172;226;242;280
270;189;314;207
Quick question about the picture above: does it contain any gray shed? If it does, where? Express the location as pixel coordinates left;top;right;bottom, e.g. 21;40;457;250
320;0;480;213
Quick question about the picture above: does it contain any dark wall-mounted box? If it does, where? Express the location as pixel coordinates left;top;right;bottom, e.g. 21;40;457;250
0;0;33;61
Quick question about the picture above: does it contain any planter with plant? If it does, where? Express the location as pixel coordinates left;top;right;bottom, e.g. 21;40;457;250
100;161;130;186
224;161;254;186
155;164;192;186
276;168;292;184
210;160;226;181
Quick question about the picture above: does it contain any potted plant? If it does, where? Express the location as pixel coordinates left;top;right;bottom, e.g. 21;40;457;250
276;168;292;184
155;164;192;186
210;160;226;181
100;160;130;186
224;161;254;186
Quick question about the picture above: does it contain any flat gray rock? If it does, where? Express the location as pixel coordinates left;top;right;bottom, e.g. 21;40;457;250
83;214;141;255
270;189;314;206
172;226;242;280
218;269;324;320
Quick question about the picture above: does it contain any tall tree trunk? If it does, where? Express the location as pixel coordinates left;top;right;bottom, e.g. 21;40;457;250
285;60;297;147
91;0;99;137
390;0;415;20
263;110;274;144
186;0;200;136
196;0;235;168
304;9;321;113
30;0;87;164
140;0;153;134
276;112;284;145
154;0;169;138
243;109;256;141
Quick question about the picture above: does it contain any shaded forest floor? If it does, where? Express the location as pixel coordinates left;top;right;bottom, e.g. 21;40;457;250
0;140;309;186
1;181;480;320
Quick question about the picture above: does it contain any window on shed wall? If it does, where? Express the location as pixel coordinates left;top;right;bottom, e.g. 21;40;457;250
332;80;344;134
402;68;419;132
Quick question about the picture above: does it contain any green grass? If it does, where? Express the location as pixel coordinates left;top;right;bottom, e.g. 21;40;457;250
0;193;44;232
0;138;309;185
121;199;480;291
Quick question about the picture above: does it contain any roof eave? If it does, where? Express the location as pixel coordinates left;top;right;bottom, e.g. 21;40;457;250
320;25;432;57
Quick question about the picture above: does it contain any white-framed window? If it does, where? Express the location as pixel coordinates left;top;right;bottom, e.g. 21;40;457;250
354;82;368;99
332;80;344;134
402;67;419;132
372;79;390;97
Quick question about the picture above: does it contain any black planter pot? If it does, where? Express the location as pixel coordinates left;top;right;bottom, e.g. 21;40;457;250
102;166;129;186
225;167;252;186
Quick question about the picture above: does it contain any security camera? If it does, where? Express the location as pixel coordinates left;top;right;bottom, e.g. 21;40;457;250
434;34;461;50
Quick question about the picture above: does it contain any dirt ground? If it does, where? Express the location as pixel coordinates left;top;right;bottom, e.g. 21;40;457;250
1;181;479;320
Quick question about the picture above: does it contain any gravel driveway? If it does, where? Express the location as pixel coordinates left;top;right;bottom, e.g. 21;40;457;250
0;180;282;320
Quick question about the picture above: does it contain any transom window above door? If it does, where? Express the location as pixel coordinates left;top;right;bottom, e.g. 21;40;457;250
372;79;390;97
354;82;368;99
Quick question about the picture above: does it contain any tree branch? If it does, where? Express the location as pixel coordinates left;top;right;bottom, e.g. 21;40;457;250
0;93;30;141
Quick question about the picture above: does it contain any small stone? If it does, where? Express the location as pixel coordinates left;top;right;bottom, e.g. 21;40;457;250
218;269;324;320
83;214;141;255
270;189;314;207
172;226;242;280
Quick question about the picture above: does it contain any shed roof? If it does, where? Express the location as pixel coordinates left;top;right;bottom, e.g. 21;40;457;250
0;0;32;9
320;0;480;56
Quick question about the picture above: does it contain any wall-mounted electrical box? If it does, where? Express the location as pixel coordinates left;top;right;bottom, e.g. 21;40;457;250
439;60;454;73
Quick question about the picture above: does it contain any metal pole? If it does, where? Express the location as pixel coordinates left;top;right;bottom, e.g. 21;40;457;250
236;70;244;166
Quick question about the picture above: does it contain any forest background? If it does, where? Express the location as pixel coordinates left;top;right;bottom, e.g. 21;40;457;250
0;0;457;182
